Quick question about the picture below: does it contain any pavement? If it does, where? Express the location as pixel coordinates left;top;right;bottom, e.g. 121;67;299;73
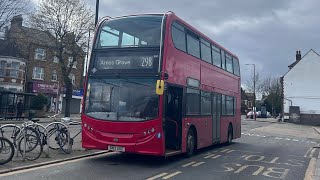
0;113;81;125
0;113;106;174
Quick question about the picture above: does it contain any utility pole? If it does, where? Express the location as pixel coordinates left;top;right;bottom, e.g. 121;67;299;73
246;63;256;120
95;0;100;26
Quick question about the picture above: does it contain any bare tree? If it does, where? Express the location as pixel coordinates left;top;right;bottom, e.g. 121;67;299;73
30;0;94;117
0;0;30;30
245;71;263;96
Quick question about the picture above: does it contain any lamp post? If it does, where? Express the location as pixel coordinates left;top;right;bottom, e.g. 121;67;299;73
245;63;256;121
95;0;100;26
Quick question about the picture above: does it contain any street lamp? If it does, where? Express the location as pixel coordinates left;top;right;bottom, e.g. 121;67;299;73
245;63;256;121
95;0;100;26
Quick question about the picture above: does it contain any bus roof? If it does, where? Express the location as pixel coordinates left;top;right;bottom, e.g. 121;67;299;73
97;12;239;60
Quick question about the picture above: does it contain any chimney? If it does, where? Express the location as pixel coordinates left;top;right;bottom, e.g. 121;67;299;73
296;50;301;61
11;15;23;29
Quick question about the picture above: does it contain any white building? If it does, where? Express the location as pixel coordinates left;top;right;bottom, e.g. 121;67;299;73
282;49;320;125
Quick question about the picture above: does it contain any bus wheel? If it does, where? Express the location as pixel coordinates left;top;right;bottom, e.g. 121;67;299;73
186;129;195;157
227;125;233;145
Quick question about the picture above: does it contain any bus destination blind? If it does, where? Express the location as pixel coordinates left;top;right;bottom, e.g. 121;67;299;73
95;55;157;70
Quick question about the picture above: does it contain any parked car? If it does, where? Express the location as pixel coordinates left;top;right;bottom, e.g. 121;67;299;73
246;111;257;118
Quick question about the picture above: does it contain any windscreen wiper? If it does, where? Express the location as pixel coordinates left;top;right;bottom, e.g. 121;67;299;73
89;74;121;87
114;73;152;88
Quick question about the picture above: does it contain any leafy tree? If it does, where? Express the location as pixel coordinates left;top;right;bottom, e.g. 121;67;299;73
31;94;48;110
30;0;94;117
261;77;282;115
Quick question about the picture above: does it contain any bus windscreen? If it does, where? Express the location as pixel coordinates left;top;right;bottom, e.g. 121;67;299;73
96;15;162;48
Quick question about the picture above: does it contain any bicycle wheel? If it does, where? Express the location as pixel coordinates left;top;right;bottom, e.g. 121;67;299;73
15;127;40;152
47;124;66;150
57;127;70;154
18;131;43;161
0;125;21;148
0;137;14;165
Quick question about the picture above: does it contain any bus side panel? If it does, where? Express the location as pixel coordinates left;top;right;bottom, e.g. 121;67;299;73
182;117;213;151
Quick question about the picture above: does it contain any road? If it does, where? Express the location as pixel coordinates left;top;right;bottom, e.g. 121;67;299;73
0;119;319;180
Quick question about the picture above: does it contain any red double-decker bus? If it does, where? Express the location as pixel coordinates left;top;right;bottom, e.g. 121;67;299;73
82;12;241;157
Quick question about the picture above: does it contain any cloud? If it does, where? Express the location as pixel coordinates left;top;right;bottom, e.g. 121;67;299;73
35;0;320;88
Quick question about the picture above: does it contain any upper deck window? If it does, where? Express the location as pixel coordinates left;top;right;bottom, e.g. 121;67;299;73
96;15;162;48
200;38;211;64
226;53;233;73
186;31;200;58
172;22;186;52
233;57;240;76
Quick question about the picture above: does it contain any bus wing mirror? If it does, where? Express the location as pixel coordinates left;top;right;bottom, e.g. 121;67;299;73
156;80;164;95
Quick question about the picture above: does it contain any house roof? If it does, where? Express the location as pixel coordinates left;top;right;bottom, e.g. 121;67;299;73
283;49;320;77
20;27;55;46
0;39;20;57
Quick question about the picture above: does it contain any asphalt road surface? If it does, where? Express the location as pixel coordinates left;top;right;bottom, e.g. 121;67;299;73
0;120;318;180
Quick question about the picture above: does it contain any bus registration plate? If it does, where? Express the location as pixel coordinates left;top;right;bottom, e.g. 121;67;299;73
108;145;125;152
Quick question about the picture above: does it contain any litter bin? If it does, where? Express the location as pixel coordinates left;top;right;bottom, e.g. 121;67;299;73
28;110;35;120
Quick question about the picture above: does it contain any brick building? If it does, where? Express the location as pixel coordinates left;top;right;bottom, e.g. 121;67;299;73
1;15;85;113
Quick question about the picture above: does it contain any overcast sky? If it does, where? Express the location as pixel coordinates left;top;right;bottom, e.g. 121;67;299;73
31;0;320;86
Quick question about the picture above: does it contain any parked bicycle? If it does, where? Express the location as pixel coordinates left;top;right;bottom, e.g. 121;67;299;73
14;121;43;161
0;137;14;165
46;118;81;154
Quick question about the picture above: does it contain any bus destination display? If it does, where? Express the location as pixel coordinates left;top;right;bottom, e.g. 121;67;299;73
95;55;157;70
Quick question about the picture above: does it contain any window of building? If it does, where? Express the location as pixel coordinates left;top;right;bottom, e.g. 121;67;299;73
172;22;186;52
34;48;46;60
53;56;59;63
52;70;58;81
212;46;221;68
200;39;211;64
32;67;44;80
186;88;200;115
0;61;6;77
233;57;240;76
226;54;233;73
201;91;211;115
68;57;77;68
186;32;200;58
9;62;20;78
68;73;75;85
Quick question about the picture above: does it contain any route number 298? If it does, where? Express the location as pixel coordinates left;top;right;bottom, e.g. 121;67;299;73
141;57;153;67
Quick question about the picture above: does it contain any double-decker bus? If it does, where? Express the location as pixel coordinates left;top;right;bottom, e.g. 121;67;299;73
82;12;241;157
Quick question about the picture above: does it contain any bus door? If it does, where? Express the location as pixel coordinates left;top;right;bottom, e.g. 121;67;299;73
212;93;221;143
164;86;183;150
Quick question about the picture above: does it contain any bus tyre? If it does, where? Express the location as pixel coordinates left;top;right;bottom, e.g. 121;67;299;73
186;129;195;157
227;125;233;145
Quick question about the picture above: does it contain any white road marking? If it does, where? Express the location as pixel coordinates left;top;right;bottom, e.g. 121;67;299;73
162;171;182;179
221;149;230;153
181;161;196;167
146;173;168;180
226;150;236;154
211;155;221;159
204;154;216;159
304;148;312;158
309;148;316;158
192;162;205;167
